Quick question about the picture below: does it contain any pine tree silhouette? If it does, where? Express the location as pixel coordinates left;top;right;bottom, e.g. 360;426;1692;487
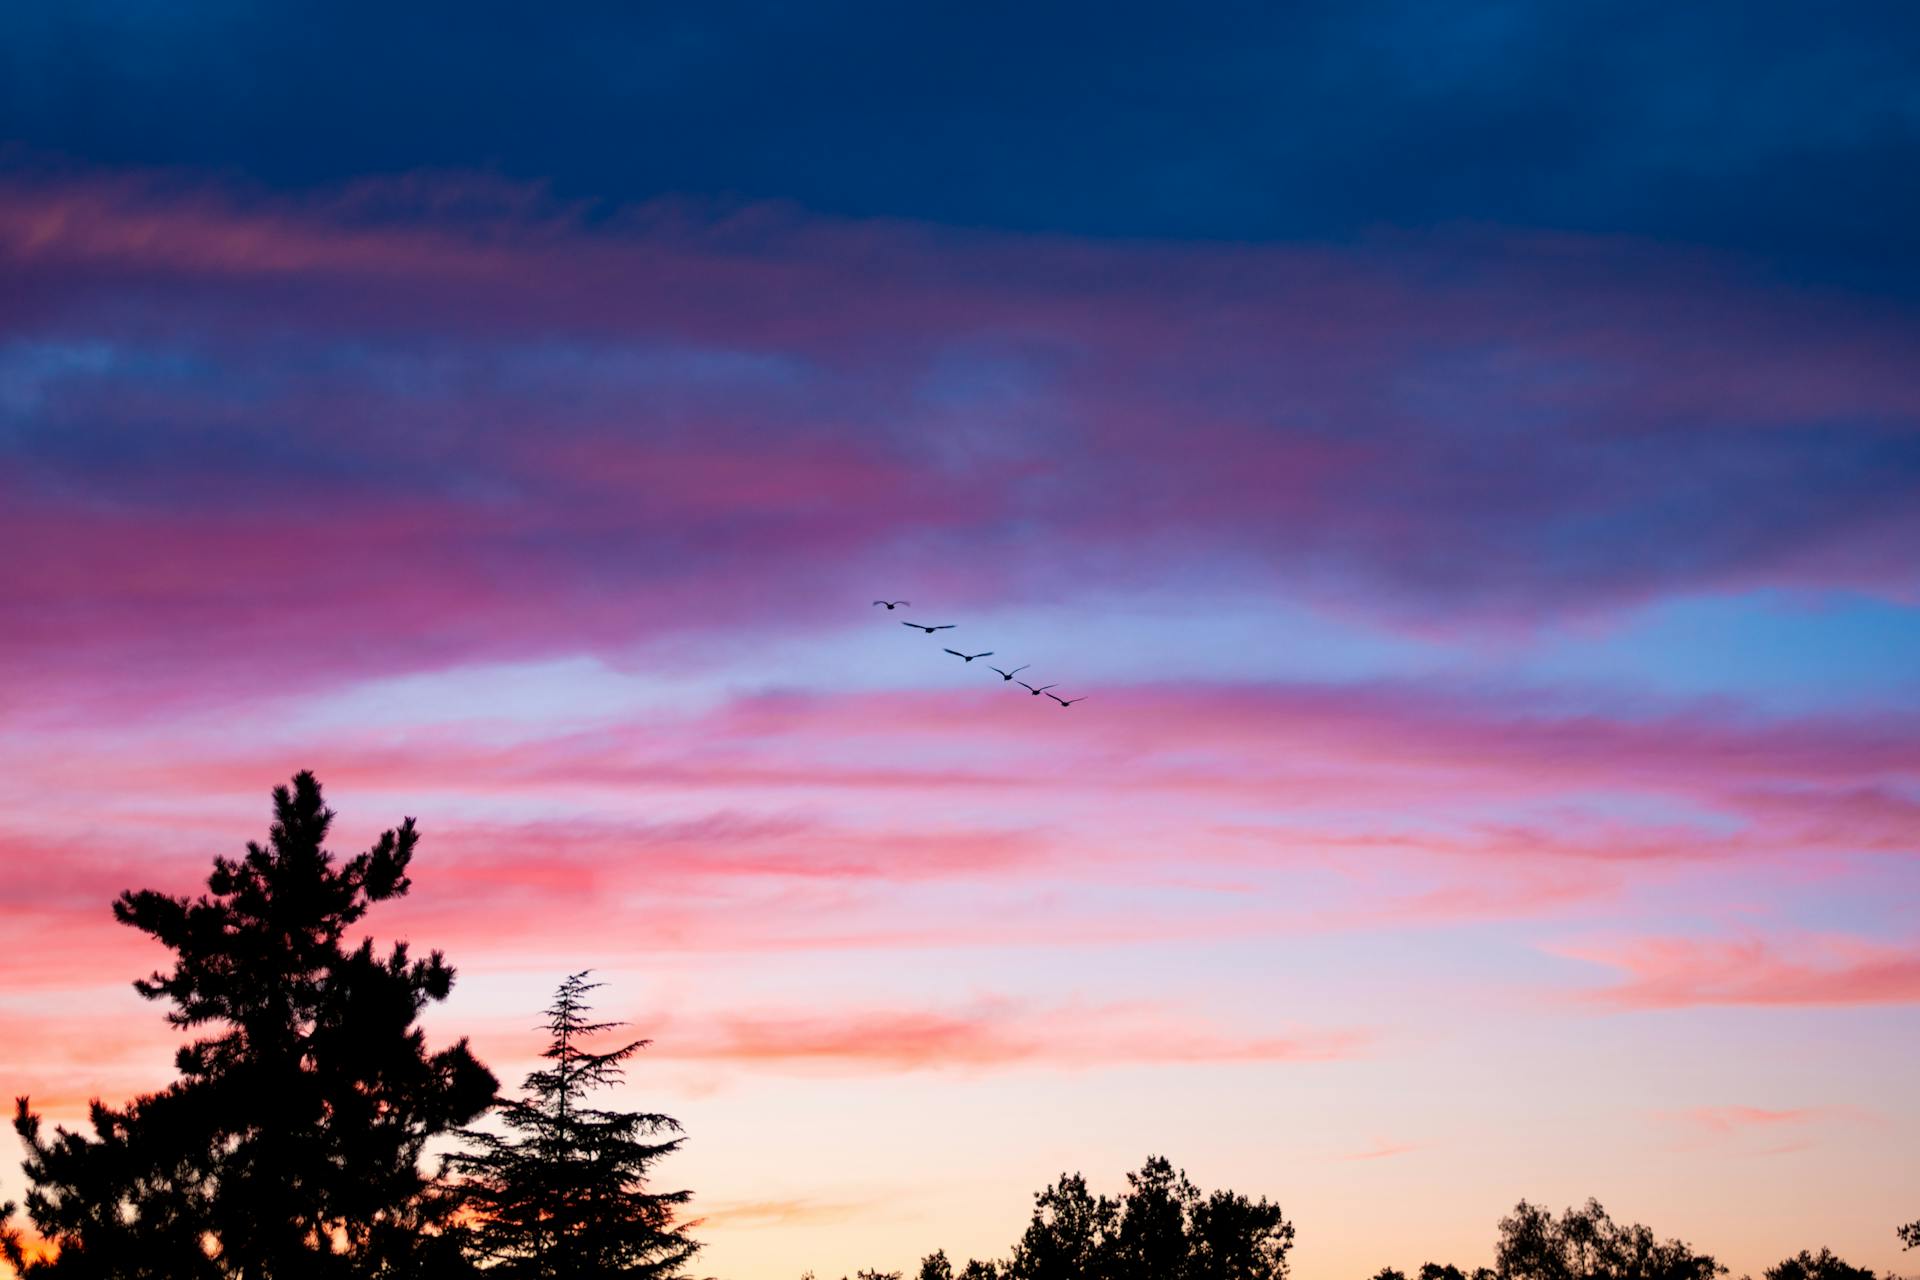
447;971;698;1278
2;771;496;1278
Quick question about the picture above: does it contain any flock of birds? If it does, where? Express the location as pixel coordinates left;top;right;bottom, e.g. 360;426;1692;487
873;599;1087;706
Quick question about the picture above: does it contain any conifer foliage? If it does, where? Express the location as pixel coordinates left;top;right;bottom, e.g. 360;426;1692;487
1;771;497;1278
447;972;699;1278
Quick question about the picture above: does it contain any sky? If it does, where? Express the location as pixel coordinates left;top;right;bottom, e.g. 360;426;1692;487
2;2;1918;1276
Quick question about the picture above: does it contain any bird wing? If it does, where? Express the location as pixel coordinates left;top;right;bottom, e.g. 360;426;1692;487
900;620;923;628
933;624;955;630
1035;684;1057;692
1010;665;1030;675
1016;681;1037;691
944;648;965;657
973;651;994;659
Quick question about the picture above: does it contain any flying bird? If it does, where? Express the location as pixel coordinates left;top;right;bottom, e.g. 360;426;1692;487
902;621;956;633
988;664;1030;681
872;600;910;609
1017;681;1058;696
1046;693;1088;707
944;649;994;662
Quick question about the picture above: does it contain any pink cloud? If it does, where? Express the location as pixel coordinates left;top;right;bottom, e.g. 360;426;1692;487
26;679;1913;814
640;999;1367;1073
1675;1105;1826;1136
0;1008;186;1121
690;1196;884;1231
426;815;1049;887
1;678;1911;976
1649;1105;1863;1157
1558;935;1920;1009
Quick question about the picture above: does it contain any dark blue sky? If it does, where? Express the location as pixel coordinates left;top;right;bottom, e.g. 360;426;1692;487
5;0;1918;292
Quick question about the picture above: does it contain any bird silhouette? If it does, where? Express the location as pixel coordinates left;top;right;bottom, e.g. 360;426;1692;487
1046;693;1088;707
1017;681;1058;696
988;664;1030;681
902;621;956;633
872;599;910;609
944;649;994;662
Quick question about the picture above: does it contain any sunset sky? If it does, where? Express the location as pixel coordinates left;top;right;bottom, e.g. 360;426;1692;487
2;3;1918;1277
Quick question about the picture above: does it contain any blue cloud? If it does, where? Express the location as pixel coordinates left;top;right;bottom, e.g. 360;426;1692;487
4;0;1917;293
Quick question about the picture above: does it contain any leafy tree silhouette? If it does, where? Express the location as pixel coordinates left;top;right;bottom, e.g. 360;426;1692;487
1372;1263;1496;1280
1494;1200;1723;1280
1;771;496;1278
1423;1266;1494;1280
1008;1171;1120;1280
1185;1179;1296;1279
1762;1250;1877;1280
1113;1157;1194;1275
1900;1221;1918;1251
902;1156;1291;1280
919;1252;1002;1280
446;971;698;1277
1365;1205;1718;1280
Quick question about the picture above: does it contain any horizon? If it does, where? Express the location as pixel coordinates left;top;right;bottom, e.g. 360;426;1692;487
2;4;1918;1277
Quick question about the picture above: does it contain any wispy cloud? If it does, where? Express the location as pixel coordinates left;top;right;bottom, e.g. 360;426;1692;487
690;1196;886;1230
641;1000;1368;1074
1557;935;1920;1009
1672;1105;1826;1136
1650;1105;1860;1157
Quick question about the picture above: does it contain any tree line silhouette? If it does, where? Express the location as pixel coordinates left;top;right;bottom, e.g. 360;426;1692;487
1;774;1913;1279
817;1183;1917;1280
